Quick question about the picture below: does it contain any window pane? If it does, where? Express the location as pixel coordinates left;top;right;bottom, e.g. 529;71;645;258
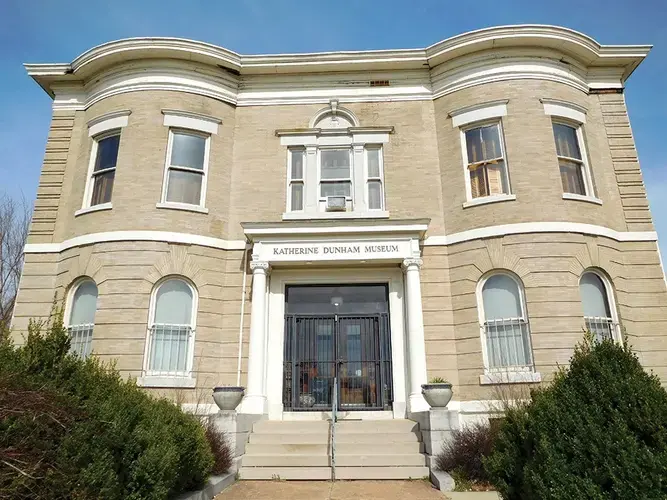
166;169;203;205
91;170;115;206
469;165;488;199
560;160;586;195
291;183;303;211
553;123;581;160
291;150;304;180
580;273;611;318
94;134;120;172
155;280;193;325
321;182;351;197
171;132;206;170
482;274;522;320
487;161;509;195
149;325;189;373
368;181;382;209
367;149;381;178
70;281;98;325
321;149;350;179
466;124;502;163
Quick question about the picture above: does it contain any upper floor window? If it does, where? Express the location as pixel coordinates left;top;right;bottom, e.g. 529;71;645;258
162;130;209;207
278;101;392;218
145;277;197;377
580;271;619;342
552;122;593;197
478;272;534;371
67;279;98;358
463;122;510;199
80;110;130;214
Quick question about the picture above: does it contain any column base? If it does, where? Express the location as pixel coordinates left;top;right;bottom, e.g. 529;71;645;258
408;392;430;413
238;394;267;415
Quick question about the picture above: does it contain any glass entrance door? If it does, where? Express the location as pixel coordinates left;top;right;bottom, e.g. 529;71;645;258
282;285;393;411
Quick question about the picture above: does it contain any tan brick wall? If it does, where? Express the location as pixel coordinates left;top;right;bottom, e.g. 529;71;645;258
434;80;636;234
12;242;250;403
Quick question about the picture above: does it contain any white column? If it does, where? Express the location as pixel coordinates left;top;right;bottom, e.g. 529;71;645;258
352;144;367;212
403;258;430;412
241;260;270;414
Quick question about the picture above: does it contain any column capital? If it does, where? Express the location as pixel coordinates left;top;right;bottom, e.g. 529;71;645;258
250;260;270;274
402;258;423;271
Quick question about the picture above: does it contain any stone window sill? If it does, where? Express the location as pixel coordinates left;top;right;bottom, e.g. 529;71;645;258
75;203;112;217
156;202;209;214
282;210;390;221
562;193;602;205
479;370;542;385
137;376;197;388
462;194;516;209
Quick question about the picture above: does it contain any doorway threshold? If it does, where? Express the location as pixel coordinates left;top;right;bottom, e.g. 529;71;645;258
282;410;394;421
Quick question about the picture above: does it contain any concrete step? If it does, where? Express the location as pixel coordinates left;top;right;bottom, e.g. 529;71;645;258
335;441;423;454
335;432;420;444
249;433;330;445
238;466;332;480
335;466;429;480
335;453;426;467
242;454;330;467
335;419;418;433
245;443;329;455
252;420;330;434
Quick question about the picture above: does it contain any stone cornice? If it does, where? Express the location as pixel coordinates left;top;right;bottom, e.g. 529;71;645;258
25;25;650;107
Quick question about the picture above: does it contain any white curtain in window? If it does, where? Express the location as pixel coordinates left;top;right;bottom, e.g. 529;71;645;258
580;273;611;318
482;275;521;320
150;279;194;374
70;281;98;325
481;274;531;369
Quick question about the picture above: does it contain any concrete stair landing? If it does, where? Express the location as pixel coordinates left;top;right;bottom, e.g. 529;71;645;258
238;419;429;480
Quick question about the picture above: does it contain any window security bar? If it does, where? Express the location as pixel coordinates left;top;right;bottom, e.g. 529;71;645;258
146;324;193;376
584;316;617;343
483;317;533;370
68;324;94;359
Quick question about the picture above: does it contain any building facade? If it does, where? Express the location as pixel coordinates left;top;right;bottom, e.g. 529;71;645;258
14;25;667;423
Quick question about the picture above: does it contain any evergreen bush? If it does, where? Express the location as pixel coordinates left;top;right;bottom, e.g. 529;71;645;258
485;336;667;500
0;311;214;499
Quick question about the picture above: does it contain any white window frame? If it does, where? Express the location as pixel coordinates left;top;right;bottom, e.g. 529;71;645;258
317;146;354;202
159;128;211;211
542;99;600;204
579;269;622;343
460;119;513;204
65;277;98;359
476;271;541;384
79;111;130;216
287;148;305;212
365;145;385;211
139;276;198;388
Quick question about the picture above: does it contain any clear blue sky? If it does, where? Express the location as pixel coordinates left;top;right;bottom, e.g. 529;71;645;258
1;0;665;259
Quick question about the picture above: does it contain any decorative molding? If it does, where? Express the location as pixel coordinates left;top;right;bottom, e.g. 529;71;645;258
162;109;220;135
402;258;423;271
541;98;587;123
250;261;270;274
24;230;247;254
145;244;208;289
29;26;650;110
88;110;130;136
449;100;509;128
282;210;390;221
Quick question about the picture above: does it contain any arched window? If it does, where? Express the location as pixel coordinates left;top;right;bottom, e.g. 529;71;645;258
479;273;533;370
145;278;196;376
580;271;618;342
67;279;98;358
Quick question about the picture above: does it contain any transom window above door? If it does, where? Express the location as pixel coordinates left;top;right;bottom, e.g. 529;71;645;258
278;100;393;219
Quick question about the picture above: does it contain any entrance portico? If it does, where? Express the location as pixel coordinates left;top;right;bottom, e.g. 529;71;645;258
238;219;431;419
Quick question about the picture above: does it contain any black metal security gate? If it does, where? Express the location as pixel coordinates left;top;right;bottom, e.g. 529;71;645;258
283;313;393;411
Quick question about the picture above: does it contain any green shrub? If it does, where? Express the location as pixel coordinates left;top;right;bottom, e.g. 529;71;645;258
485;336;667;500
0;310;214;499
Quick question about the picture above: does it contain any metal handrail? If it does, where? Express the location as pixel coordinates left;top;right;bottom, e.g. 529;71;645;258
331;375;337;481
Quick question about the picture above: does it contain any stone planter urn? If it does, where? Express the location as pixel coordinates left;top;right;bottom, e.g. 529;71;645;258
212;386;244;411
299;393;316;408
421;382;453;408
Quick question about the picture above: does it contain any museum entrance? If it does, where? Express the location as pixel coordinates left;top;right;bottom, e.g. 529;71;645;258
282;284;393;411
